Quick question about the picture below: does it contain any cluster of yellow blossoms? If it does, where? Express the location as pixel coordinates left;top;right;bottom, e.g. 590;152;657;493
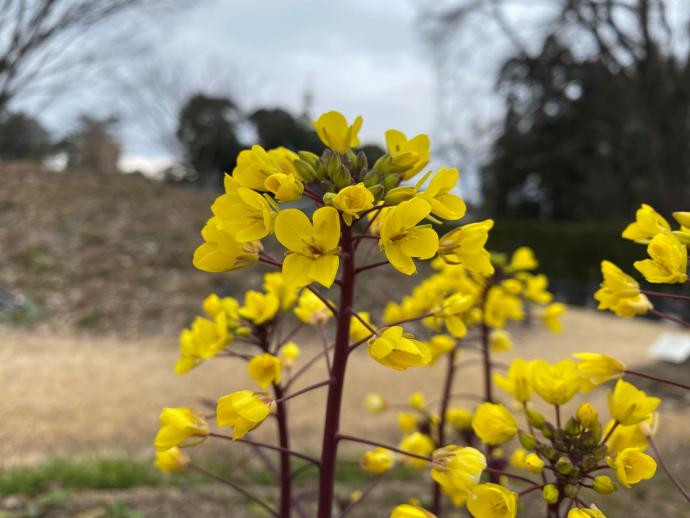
151;110;682;517
595;204;688;317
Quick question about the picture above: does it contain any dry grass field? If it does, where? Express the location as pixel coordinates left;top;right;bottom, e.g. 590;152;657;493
1;308;689;516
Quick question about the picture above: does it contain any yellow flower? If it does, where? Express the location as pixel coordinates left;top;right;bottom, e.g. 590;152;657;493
520;273;553;304
154;408;209;451
483;287;524;329
293;289;334;325
493;358;532;403
592;475;617;495
350;311;375;342
193;217;261;273
607;448;657;487
524;452;544;474
154;447;190;473
398;412;419;433
216;390;272;440
530;359;581;405
501;279;523;295
364;393;387;414
331;183;374;225
573;353;625;388
264;172;304;202
366;203;393;236
594;261;652;317
446;407;472;431
232;145;298;191
379;198;439;275
278;342;300;367
238;290;279;325
432;445;486;500
361;448;395;474
389;503;437;518
399;432;434;469
467;483;517;518
247;353;282;389
471;403;518;445
426;335;456;363
314;110;363;152
408;391;426;410
368;326;432;370
212;177;276;242
603;419;649;456
622;203;670;244
541;303;566;333
275;206;341;288
202;293;240;321
432;293;475;338
437;220;495;276
608;379;660;425
507;246;538;272
634;232;688;284
417;167;467;220
568;505;607;518
674;211;690;228
263;272;298;311
510;448;528;469
489;329;513;353
385;129;431;180
176;313;230;375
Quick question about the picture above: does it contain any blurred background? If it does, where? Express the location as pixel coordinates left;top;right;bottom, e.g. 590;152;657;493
1;1;689;516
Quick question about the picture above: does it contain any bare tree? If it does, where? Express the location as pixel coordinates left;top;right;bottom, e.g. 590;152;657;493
0;0;187;112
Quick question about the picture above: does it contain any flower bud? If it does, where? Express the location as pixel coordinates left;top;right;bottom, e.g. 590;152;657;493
372;154;392;174
332;165;352;189
382;172;401;191
384;186;416;204
555;456;574;475
364;393;387;414
355;151;368;172
593;475;618;495
524;453;544;474
576;403;599;428
293;159;318;182
563;484;578;498
362;169;380;187
367;184;384;202
518;431;537;451
298;150;319;167
542;484;559;504
527;408;546;428
538;445;558;462
541;422;555;439
593;444;608;461
564;417;581;436
581;453;597;471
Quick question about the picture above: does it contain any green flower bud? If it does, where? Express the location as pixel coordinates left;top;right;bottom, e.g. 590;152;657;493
527;408;546;428
538;445;558;462
563;484;578;498
383;186;416;205
593;444;608;461
293;159;318;182
355;151;368;172
576;403;599;428
593;475;618;495
581;454;597;471
541;422;555;439
298;150;319;167
322;192;337;205
372;154;392;174
362;169;380;187
564;417;580;436
542;484;559;504
382;173;401;191
518;431;538;451
332;165;352;189
367;184;384;202
555;456;574;475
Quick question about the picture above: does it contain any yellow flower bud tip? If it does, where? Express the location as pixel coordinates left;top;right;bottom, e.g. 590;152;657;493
576;403;599;428
368;326;432;371
313;110;363;153
247;353;282;389
573;353;625;387
408;391;426;410
622;203;670;244
567;505;607;518
607;447;657;487
445;407;472;431
466;483;517;518
364;393;387;414
608;379;661;426
154;447;190;473
508;246;538;272
278;341;300;366
397;411;419;434
154;408;209;451
360;447;395;475
592;475;617;495
471;402;518;446
379;198;439;276
524;452;545;474
634;232;688;284
275;206;341;289
542;484;559;504
216;390;272;440
331;183;374;225
350;490;363;503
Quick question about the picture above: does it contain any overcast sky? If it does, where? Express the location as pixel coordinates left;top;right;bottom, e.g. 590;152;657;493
31;0;436;172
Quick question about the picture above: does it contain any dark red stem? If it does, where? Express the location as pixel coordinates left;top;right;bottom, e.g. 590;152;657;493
625;369;690;390
273;383;292;518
